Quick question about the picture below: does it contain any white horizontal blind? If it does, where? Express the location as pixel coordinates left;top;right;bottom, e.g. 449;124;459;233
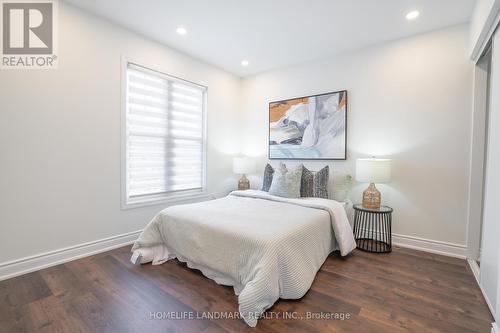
126;63;206;201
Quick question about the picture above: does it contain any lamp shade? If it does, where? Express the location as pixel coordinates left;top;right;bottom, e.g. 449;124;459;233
356;158;392;183
233;157;255;174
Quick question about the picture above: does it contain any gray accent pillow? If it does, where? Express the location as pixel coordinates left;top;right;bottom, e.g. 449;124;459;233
300;166;329;199
269;163;303;198
261;163;275;192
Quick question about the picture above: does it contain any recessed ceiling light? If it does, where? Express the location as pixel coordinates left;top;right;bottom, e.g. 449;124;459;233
176;27;187;35
241;60;249;66
406;10;420;20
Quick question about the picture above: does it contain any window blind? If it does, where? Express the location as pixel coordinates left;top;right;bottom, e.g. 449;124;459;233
125;63;206;201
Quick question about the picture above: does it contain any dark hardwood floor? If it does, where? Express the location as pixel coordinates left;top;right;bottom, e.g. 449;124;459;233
0;246;493;332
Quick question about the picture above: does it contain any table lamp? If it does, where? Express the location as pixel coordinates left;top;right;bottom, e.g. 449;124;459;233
233;157;255;190
356;158;392;209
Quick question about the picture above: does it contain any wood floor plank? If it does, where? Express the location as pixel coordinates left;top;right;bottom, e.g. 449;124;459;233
111;251;253;333
0;246;493;332
0;271;52;308
0;271;53;333
394;246;469;266
21;295;91;333
348;251;484;300
327;253;483;299
312;270;490;333
75;253;225;333
321;256;491;321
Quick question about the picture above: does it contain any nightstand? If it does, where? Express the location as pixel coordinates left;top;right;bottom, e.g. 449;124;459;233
353;204;393;253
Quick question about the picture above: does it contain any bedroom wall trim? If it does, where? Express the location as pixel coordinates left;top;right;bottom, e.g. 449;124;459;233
0;230;141;281
472;264;500;322
471;0;500;62
468;258;481;283
355;226;468;258
467;258;496;320
392;233;468;259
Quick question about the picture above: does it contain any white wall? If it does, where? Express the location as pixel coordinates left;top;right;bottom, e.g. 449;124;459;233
241;25;473;246
0;4;479;273
0;3;241;264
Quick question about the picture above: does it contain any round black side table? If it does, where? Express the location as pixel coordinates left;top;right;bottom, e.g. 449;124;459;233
353;204;393;253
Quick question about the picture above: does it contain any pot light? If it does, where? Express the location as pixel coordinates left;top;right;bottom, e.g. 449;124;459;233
405;10;420;20
176;27;187;35
241;60;249;66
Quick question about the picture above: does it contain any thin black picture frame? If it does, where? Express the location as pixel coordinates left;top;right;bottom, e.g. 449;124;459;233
268;90;348;160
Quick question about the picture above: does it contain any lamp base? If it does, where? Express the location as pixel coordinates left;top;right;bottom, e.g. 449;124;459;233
238;174;250;190
362;183;381;209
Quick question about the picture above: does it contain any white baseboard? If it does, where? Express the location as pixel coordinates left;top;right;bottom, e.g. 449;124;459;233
469;262;497;323
0;230;141;281
467;259;481;284
392;233;468;259
468;259;496;327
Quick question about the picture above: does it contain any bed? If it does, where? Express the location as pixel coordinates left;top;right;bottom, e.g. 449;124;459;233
131;189;356;327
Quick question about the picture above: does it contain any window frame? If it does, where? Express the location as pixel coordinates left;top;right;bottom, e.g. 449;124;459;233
121;57;208;209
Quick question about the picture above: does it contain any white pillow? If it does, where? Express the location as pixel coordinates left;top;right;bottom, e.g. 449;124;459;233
329;173;352;202
269;163;303;198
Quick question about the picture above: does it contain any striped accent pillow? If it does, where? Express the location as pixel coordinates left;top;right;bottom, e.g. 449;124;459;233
301;166;329;199
261;163;275;192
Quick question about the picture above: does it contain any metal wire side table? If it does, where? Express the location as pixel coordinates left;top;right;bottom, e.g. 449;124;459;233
353;204;393;253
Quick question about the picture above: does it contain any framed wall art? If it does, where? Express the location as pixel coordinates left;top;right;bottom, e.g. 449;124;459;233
268;90;347;160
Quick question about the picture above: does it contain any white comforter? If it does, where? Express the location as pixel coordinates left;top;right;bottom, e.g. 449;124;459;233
131;190;356;327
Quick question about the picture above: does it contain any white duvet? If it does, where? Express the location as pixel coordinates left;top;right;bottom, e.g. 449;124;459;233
131;190;356;327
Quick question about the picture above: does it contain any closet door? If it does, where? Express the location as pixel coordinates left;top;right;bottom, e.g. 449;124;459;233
469;48;490;262
480;27;500;321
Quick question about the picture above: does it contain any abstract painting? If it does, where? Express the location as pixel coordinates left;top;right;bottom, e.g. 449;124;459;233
269;90;347;160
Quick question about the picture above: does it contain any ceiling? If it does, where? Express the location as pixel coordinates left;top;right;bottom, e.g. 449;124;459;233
64;0;476;77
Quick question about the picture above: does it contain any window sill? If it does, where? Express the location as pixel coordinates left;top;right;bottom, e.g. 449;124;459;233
121;192;215;210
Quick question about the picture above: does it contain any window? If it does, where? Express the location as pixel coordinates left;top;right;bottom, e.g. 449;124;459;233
123;62;207;207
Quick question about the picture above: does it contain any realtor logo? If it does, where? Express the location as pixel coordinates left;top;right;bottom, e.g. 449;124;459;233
1;0;58;68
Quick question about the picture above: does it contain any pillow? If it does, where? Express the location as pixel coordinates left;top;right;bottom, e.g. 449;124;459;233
269;163;303;198
261;163;275;192
329;173;352;201
300;166;329;199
